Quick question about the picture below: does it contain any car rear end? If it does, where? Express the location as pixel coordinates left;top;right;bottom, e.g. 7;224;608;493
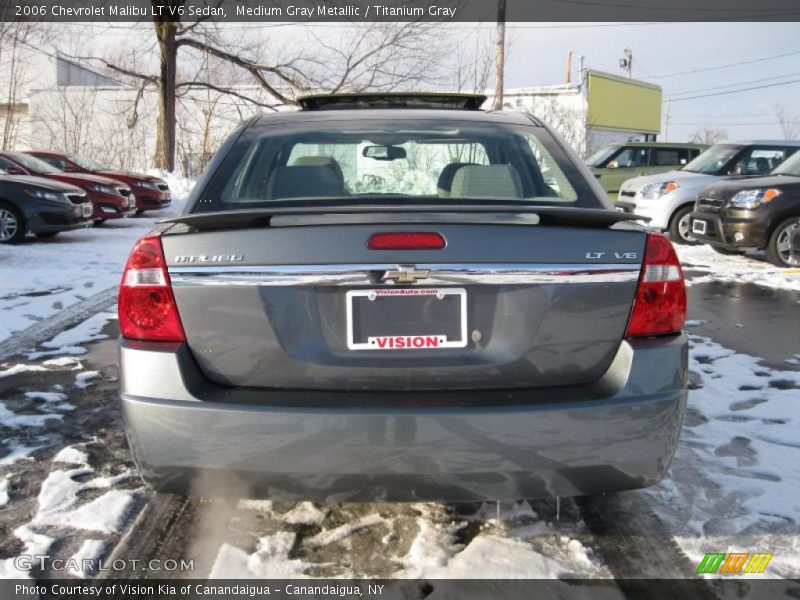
118;101;688;502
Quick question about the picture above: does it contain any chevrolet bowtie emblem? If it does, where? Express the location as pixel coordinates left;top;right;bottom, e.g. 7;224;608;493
382;265;431;284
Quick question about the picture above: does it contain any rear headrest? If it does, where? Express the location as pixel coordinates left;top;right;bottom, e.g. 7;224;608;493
267;165;344;199
436;162;476;197
450;165;523;199
291;155;345;188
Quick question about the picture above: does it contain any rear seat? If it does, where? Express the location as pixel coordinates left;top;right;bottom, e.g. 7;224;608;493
266;165;345;199
450;164;523;199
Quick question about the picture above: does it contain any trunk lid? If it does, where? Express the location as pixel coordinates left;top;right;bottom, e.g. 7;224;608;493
162;220;645;391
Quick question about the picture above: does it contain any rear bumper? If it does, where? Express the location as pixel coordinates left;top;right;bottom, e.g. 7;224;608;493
119;334;688;502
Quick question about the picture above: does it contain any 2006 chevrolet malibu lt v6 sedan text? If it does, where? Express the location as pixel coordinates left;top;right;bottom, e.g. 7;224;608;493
117;93;688;502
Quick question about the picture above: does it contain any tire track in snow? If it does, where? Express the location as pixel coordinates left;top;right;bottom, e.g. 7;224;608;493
0;286;117;361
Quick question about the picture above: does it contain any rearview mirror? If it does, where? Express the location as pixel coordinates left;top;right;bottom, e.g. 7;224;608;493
363;145;406;161
5;166;24;175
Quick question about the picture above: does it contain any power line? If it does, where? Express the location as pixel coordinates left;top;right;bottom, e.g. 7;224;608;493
668;70;800;97
644;49;800;80
668;77;800;102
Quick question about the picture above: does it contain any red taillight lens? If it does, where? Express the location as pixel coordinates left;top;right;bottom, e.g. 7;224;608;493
625;233;686;338
118;236;185;342
368;232;446;250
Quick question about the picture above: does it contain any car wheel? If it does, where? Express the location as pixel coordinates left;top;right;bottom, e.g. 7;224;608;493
93;219;105;226
668;205;698;245
0;203;25;244
766;216;800;268
711;246;745;256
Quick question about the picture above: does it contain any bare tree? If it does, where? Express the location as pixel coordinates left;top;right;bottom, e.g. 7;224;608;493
689;127;728;145
492;0;506;110
773;103;800;140
75;17;447;171
0;20;48;150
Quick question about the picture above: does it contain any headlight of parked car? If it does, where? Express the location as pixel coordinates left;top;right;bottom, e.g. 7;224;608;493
135;180;160;191
24;189;66;202
639;181;679;200
89;184;119;195
729;188;781;210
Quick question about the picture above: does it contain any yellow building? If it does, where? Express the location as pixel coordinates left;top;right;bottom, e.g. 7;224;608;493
498;70;663;158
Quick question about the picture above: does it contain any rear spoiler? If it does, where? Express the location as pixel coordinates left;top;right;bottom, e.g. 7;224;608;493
162;205;650;232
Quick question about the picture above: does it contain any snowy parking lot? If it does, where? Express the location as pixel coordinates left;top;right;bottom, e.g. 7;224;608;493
1;188;799;583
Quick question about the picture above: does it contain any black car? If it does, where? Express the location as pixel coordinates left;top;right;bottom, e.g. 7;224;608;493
691;151;800;267
0;170;94;244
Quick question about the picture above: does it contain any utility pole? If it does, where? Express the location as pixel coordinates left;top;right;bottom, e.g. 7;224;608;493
493;0;506;110
664;95;672;142
565;49;573;84
619;47;633;78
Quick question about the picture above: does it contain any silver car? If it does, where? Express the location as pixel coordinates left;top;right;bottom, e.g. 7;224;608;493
617;141;800;244
118;94;688;502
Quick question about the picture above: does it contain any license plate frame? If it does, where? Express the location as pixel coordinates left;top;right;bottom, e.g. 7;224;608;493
346;287;467;351
692;219;707;235
81;204;92;218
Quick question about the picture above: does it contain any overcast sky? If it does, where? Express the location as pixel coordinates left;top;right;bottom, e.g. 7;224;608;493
500;21;800;142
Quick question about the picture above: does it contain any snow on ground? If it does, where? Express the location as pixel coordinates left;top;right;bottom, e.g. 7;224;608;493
209;500;612;580
676;244;800;291
0;173;195;344
647;334;800;579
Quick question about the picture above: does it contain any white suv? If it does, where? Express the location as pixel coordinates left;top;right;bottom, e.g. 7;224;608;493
616;141;800;243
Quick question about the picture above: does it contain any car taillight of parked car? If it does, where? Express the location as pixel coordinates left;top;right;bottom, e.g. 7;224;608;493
625;233;686;338
118;236;185;342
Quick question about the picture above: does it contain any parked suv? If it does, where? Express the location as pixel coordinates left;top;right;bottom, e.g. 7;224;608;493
587;142;706;198
691;150;800;267
27;151;171;214
118;93;688;502
617;141;800;244
0;152;136;222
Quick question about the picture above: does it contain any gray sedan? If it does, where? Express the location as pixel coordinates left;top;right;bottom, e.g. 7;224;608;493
117;94;688;502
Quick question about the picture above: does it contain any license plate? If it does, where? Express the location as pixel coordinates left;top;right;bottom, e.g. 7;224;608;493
81;204;92;218
346;288;467;351
692;219;707;235
128;194;136;208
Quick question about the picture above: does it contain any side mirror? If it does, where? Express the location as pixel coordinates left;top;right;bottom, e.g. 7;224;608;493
607;160;619;169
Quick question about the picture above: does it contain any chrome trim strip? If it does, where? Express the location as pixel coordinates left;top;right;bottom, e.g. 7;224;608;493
168;263;641;286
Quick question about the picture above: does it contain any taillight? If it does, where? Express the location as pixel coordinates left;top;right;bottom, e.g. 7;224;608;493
118;236;185;342
625;233;686;338
368;232;446;250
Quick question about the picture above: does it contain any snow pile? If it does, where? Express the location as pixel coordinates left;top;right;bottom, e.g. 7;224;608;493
648;335;800;578
677;245;800;291
282;502;326;525
0;476;9;507
210;533;312;579
52;445;89;466
33;467;136;533
68;540;108;579
28;311;117;359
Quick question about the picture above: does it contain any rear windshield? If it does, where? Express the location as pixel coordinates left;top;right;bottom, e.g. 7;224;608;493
192;118;602;213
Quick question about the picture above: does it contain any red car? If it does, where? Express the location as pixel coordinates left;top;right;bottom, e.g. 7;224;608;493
27;151;171;214
0;152;135;222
